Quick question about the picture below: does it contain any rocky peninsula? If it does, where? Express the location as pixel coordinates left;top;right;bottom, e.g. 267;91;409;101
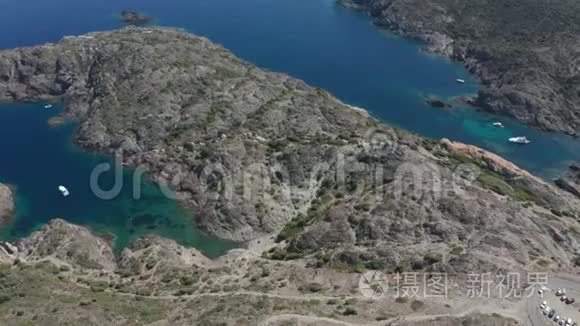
343;0;580;136
0;27;579;274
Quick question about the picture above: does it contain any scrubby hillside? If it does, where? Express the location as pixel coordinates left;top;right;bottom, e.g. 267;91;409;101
0;220;520;325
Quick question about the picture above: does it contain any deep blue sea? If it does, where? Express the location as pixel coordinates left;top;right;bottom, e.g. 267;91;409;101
1;0;579;250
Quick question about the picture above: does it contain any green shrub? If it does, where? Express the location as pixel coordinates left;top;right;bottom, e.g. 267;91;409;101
342;307;357;316
449;245;464;256
410;300;424;311
59;265;71;272
477;172;532;202
395;296;408;304
0;295;10;304
353;263;365;273
423;252;443;265
307;282;323;293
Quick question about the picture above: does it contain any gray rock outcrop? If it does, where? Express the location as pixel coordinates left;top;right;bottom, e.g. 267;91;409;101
0;183;14;225
556;163;580;198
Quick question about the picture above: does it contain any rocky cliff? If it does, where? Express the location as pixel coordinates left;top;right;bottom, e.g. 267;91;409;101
343;0;580;136
0;28;580;275
556;163;580;198
0;183;14;226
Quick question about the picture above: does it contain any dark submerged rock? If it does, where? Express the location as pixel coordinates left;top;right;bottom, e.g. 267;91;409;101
120;10;153;25
425;96;452;109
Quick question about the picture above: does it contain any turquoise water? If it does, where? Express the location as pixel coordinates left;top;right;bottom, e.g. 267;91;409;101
0;104;235;255
1;0;580;246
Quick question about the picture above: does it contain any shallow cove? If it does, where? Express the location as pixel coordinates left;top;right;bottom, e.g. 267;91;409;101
0;104;236;256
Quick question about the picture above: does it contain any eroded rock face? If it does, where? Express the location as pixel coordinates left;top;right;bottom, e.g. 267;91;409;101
556;163;580;199
16;219;116;271
0;183;14;225
342;0;580;136
117;234;214;277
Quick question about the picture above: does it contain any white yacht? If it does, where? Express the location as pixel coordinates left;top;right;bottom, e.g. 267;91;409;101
44;104;53;109
456;78;465;84
508;136;531;144
492;122;504;128
58;185;70;197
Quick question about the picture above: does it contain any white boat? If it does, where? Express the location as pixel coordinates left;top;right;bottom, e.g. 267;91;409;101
492;122;504;128
508;136;531;144
456;78;465;84
58;185;70;197
44;104;53;109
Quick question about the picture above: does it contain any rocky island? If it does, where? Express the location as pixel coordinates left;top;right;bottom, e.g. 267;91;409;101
0;27;579;324
425;96;452;109
343;0;580;136
120;10;153;25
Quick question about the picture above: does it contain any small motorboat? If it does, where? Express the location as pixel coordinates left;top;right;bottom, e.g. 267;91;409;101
508;136;531;144
58;185;70;197
456;78;465;84
44;104;53;109
492;122;504;128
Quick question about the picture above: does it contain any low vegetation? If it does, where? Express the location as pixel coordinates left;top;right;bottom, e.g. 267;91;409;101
477;171;532;202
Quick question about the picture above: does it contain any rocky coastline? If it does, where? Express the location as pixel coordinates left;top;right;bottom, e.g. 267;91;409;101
0;27;579;275
341;0;580;136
